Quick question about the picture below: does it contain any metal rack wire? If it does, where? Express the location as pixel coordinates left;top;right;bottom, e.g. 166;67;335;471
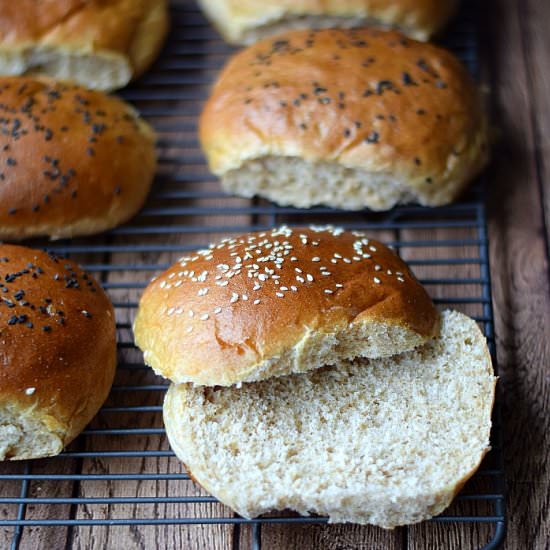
0;1;505;549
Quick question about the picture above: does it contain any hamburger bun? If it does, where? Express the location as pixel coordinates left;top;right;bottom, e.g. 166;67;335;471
0;76;156;241
200;28;488;211
0;244;117;461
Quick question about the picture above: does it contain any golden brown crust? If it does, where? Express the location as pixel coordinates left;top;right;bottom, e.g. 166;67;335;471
198;0;458;44
0;244;117;457
134;226;439;386
0;76;156;240
0;0;169;88
200;28;488;208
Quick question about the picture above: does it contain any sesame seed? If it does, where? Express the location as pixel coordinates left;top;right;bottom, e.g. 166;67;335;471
324;289;333;294
167;307;175;316
200;313;209;321
214;307;222;314
296;276;305;283
230;293;239;303
397;277;405;283
276;292;284;298
336;283;344;288
375;265;382;271
25;387;36;395
186;326;193;333
290;286;298;291
242;294;248;301
295;268;302;273
253;299;261;305
188;310;194;317
331;259;338;264
321;271;331;276
306;274;314;282
197;288;209;296
312;257;321;262
374;277;381;284
280;286;288;291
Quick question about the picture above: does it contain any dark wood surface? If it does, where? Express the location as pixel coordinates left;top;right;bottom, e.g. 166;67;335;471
1;0;549;548
486;0;550;549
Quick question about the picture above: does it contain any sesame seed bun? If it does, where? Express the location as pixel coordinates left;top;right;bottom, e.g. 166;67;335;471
0;0;169;91
198;0;458;45
0;244;117;461
0;76;156;241
199;28;488;211
133;226;439;386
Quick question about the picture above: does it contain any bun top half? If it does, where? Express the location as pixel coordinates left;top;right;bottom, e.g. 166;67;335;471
134;226;439;386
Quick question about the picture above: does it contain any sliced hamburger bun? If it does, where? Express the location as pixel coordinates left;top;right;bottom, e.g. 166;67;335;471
133;226;439;386
200;28;489;211
0;0;169;91
198;0;458;45
164;310;496;528
0;76;156;241
0;245;117;461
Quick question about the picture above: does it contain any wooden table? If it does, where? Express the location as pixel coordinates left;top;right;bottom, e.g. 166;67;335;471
1;0;549;548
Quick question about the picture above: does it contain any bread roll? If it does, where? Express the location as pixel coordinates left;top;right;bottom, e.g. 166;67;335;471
200;28;489;211
134;226;439;386
198;0;458;44
0;0;169;91
0;245;117;461
0;76;156;241
164;310;496;528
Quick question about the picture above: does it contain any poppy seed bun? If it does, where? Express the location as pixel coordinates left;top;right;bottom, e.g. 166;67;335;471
0;245;117;461
133;226;439;387
164;310;495;527
0;76;156;241
198;0;458;45
200;28;488;211
0;0;169;91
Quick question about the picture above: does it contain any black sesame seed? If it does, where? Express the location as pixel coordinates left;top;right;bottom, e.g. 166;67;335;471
365;131;380;144
42;325;52;332
402;72;417;86
6;157;16;166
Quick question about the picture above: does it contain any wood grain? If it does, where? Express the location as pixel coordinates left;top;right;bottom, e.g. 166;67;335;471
485;0;550;548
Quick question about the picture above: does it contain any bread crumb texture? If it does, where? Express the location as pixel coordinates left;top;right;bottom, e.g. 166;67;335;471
164;310;495;528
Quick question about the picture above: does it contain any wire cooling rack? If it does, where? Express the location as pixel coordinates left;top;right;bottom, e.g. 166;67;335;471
0;1;505;549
